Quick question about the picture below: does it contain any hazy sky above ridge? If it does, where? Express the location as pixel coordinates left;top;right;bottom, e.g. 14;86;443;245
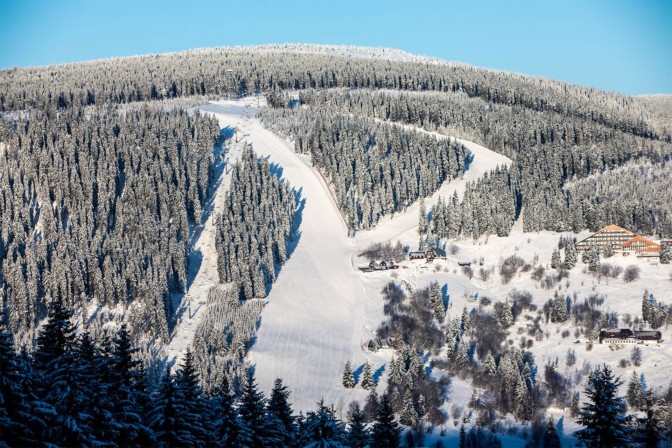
1;0;670;95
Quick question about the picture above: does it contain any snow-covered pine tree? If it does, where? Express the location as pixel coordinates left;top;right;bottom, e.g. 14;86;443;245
399;390;418;427
346;401;369;448
627;370;643;410
551;250;560;269
589;246;601;271
419;198;428;235
550;292;568;323
361;361;375;391
148;368;202;447
371;395;401;448
564;238;577;268
455;341;469;368
575;364;631;447
642;290;651;324
0;327;38;445
543;416;561;448
638;389;664;448
212;376;243;448
430;282;446;323
461;306;472;333
238;370;269;447
342;361;355;389
267;378;296;447
500;299;514;328
582;248;591;264
603;242;614;258
660;245;672;264
483;351;497;376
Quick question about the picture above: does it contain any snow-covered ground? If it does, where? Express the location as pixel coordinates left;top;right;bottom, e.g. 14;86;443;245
193;98;515;412
175;97;672;446
164;105;246;368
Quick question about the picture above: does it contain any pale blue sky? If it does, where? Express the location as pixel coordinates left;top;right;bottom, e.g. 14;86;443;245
0;0;670;94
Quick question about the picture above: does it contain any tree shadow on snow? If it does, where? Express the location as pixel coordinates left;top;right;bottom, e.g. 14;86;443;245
269;161;284;179
373;364;386;387
462;151;475;173
441;283;450;309
353;364;364;386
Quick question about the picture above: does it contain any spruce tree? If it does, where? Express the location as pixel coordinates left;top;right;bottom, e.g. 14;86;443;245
483;351;497;376
589;247;601;271
419;199;428;235
371;395;401;448
267;378;296;447
399;390;418;427
174;348;209;445
342;361;355;389
639;390;663;448
455;341;469;368
500;299;514;328
212;376;243;448
603;243;614;258
361;361;375;391
0;327;38;445
300;399;346;447
550;292;568;323
551;250;560;269
575;364;631;447
660;245;672;264
149;368;202;447
543;416;561;448
642;290;651;324
564;239;577;268
430;282;446;323
627;370;643;410
238;370;268;447
346;401;369;448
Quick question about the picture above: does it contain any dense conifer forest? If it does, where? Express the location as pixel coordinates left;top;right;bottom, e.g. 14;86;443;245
259;109;470;229
0;104;220;340
1;45;671;447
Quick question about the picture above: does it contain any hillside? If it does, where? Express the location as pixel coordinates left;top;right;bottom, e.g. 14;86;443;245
1;44;671;447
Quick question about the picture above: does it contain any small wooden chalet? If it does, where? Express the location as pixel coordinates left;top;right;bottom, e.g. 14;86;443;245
409;251;426;260
366;338;393;352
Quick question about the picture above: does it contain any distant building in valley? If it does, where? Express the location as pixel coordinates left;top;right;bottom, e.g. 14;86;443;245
576;224;662;260
576;225;634;253
622;235;661;259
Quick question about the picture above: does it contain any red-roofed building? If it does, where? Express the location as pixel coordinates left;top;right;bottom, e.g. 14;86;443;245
576;225;635;253
622;235;661;259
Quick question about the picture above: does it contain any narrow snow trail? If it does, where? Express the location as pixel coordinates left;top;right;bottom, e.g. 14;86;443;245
354;132;512;249
165;104;246;368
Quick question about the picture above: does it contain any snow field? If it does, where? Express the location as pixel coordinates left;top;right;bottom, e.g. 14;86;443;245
170;97;672;447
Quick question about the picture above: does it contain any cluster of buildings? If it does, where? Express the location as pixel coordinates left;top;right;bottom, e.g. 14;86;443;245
576;224;671;261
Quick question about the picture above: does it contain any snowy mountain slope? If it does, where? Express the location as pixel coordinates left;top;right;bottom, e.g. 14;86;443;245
178;98;671;447
193;98;516;412
165;105;247;368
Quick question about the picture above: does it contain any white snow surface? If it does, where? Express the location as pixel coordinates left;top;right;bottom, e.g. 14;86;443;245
169;97;672;446
165;105;246;368
191;98;513;412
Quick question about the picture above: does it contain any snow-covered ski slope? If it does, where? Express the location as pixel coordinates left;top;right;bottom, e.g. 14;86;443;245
165;106;245;367
197;98;511;411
